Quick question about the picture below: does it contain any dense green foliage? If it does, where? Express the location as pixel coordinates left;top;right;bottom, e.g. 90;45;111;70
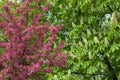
46;0;120;80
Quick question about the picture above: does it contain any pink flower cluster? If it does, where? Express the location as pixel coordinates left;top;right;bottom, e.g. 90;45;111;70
0;0;66;80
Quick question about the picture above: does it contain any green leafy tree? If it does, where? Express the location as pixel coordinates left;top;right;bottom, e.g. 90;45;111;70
46;0;120;80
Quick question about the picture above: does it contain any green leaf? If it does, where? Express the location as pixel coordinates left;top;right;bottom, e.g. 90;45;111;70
82;61;90;69
110;43;119;53
86;66;97;74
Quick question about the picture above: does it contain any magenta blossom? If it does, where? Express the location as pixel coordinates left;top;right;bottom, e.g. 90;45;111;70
0;0;67;80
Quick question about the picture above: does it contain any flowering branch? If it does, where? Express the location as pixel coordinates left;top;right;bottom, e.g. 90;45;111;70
0;0;66;80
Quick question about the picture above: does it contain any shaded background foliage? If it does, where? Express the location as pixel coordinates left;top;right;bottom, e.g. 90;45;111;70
0;0;120;80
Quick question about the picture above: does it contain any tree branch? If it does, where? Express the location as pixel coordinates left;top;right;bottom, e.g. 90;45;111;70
106;5;113;13
103;56;118;80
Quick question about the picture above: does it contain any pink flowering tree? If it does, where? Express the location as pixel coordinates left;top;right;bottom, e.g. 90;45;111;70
0;0;66;80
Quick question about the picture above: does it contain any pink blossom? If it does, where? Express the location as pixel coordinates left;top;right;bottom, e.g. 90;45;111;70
3;4;10;11
20;17;27;25
42;43;52;52
50;26;59;34
24;0;30;6
32;63;40;72
46;60;51;66
16;22;21;28
49;35;57;42
22;34;30;41
16;8;22;13
44;22;50;29
26;56;34;61
9;28;17;34
4;52;10;60
22;11;27;15
7;23;13;27
0;75;3;79
0;42;7;48
34;14;39;19
42;7;48;12
0;22;3;28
